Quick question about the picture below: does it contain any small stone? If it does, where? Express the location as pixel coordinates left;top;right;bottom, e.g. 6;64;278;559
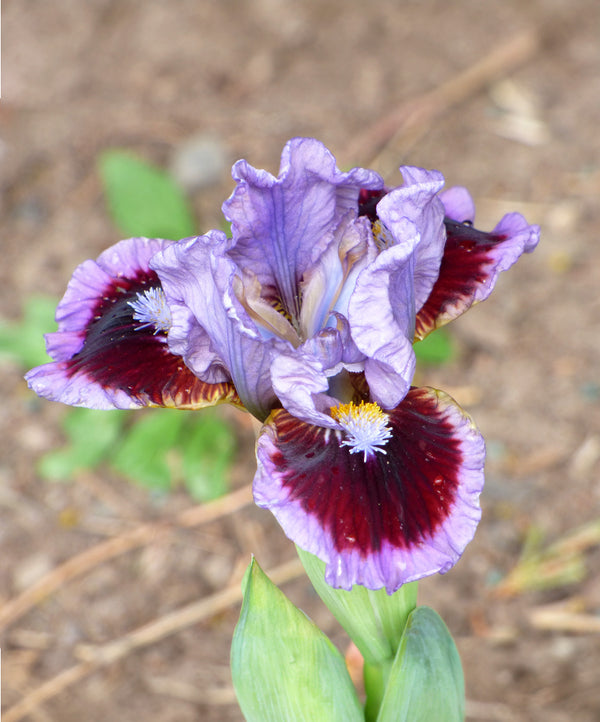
170;134;228;192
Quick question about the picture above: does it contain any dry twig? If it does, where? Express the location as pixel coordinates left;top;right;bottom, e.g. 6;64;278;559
343;28;541;173
3;557;304;722
0;484;254;631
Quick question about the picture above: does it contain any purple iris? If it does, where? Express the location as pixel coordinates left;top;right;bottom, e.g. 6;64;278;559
26;138;539;593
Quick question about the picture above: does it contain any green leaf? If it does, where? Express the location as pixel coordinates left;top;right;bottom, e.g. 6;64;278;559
111;410;184;492
99;150;196;239
0;296;57;369
376;606;464;722
231;558;363;722
414;328;454;366
297;546;417;665
38;408;126;481
179;411;235;502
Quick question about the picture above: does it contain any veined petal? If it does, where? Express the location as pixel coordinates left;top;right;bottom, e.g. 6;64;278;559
223;137;383;323
348;240;418;409
376;166;447;312
151;232;280;421
299;212;375;338
351;166;447;407
254;387;485;593
26;237;239;410
415;212;541;340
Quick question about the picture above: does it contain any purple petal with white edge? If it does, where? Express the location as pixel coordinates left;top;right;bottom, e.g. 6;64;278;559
376;166;447;312
415;211;540;340
151;231;280;421
26;237;239;410
254;387;485;593
348;240;418;409
223;138;383;324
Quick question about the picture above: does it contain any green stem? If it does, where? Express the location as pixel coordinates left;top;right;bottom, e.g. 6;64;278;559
367;581;418;652
363;658;393;722
362;583;419;721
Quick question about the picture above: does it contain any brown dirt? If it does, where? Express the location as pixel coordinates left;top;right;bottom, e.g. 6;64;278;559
2;1;600;720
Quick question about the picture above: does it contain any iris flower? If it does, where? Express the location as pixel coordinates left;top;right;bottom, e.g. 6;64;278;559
26;138;539;593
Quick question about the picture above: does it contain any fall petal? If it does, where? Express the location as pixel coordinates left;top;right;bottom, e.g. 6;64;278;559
25;237;238;410
254;387;485;593
415;213;540;339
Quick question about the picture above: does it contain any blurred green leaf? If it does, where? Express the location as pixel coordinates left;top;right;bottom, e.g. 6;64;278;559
0;296;57;369
99;150;197;239
377;606;464;722
494;523;588;597
38;408;126;481
231;558;363;722
220;218;232;236
37;402;236;500
179;410;235;502
111;410;184;492
414;328;454;366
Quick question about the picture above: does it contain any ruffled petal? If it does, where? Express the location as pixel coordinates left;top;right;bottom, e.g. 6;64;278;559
254;387;485;593
349;166;447;407
415;213;541;340
270;349;340;429
270;315;368;428
26;238;238;410
348;241;418;409
298;211;375;338
223;137;382;323
151;232;280;421
370;166;447;311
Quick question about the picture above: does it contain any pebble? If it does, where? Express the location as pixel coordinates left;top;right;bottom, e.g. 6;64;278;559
170;133;229;192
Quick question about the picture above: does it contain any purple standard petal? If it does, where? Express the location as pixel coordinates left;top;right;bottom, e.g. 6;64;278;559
348;166;447;407
348;240;418;409
415;211;541;340
26;237;239;410
254;387;485;593
223;137;383;325
438;186;476;223
299;210;376;339
151;232;281;421
376;166;447;311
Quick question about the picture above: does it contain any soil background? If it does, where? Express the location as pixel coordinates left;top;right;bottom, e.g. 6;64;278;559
2;1;600;720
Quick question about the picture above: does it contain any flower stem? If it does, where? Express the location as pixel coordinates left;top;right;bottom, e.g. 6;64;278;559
362;582;419;721
363;657;393;721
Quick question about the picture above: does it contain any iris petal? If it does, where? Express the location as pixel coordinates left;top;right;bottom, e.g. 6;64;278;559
348;241;418;409
26;237;239;410
254;386;485;593
438;186;476;224
369;166;447;311
151;232;280;421
223;138;383;325
415;212;540;340
349;166;447;408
